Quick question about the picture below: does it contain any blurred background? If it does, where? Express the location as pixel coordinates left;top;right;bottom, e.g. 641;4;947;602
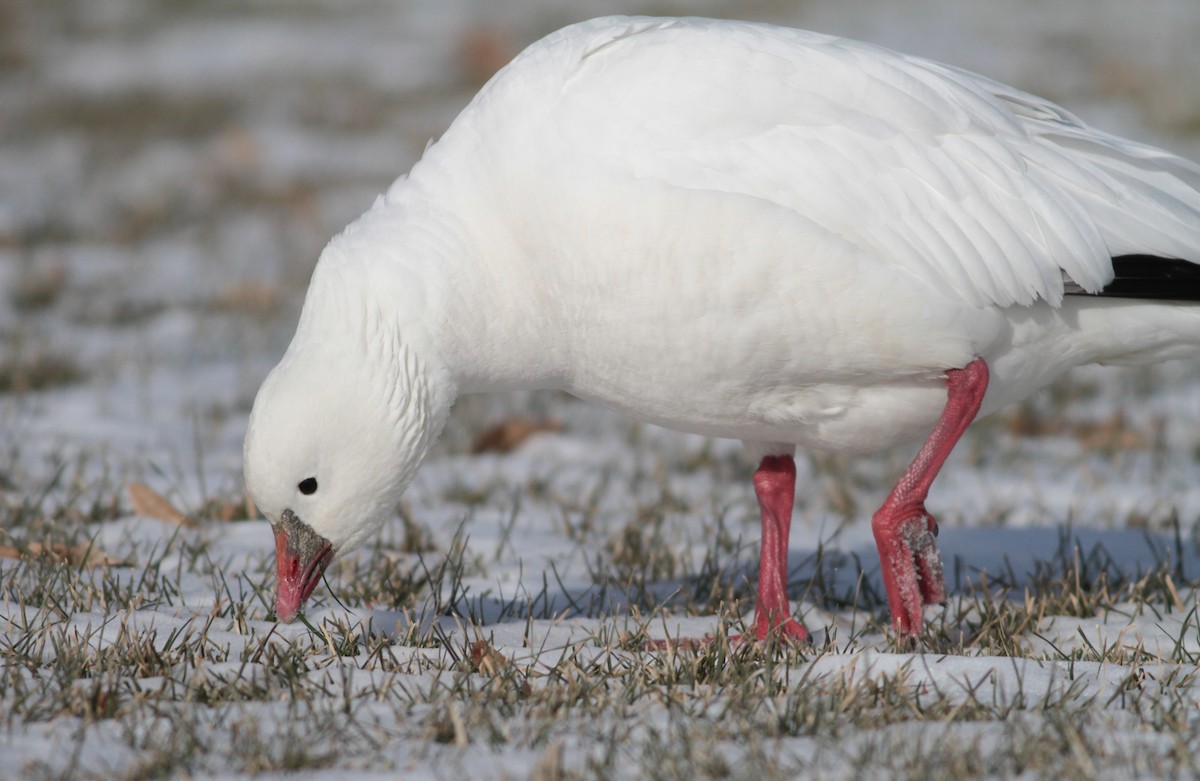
3;0;1200;500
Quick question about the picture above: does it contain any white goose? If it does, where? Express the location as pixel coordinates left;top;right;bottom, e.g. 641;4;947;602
244;16;1200;641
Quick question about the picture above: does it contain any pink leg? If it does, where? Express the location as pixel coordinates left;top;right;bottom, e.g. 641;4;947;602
873;357;989;637
751;455;809;643
646;454;808;650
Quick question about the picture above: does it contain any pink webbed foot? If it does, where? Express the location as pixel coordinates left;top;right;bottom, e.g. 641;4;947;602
872;506;946;637
750;610;810;644
647;616;809;651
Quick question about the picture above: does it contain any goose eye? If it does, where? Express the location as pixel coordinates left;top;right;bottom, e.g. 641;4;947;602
298;477;318;495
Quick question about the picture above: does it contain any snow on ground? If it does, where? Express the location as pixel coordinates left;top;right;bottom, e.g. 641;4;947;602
3;1;1200;779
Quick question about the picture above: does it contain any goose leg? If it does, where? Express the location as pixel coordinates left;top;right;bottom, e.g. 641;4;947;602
645;453;807;650
751;454;810;642
872;357;989;637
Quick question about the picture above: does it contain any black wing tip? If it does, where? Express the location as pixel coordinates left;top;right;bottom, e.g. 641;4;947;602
1066;255;1200;301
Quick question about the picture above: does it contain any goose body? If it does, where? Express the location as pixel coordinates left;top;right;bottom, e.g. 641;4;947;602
244;16;1200;639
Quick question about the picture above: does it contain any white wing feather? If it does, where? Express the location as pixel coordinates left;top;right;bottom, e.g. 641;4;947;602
463;17;1200;309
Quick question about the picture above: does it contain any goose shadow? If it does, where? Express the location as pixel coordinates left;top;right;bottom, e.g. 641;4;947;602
373;524;1198;642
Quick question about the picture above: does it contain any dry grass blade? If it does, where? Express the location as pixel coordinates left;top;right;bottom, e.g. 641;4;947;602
470;418;562;454
530;741;565;781
0;541;130;567
469;639;531;696
469;639;511;676
1005;408;1151;451
197;491;258;522
128;482;196;527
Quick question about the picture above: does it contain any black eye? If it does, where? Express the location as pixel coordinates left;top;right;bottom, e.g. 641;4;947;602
298;477;318;495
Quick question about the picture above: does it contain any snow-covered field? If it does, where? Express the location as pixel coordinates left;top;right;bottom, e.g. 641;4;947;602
3;1;1200;778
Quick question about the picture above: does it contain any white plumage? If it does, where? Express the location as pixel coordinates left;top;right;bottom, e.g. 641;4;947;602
244;17;1200;640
